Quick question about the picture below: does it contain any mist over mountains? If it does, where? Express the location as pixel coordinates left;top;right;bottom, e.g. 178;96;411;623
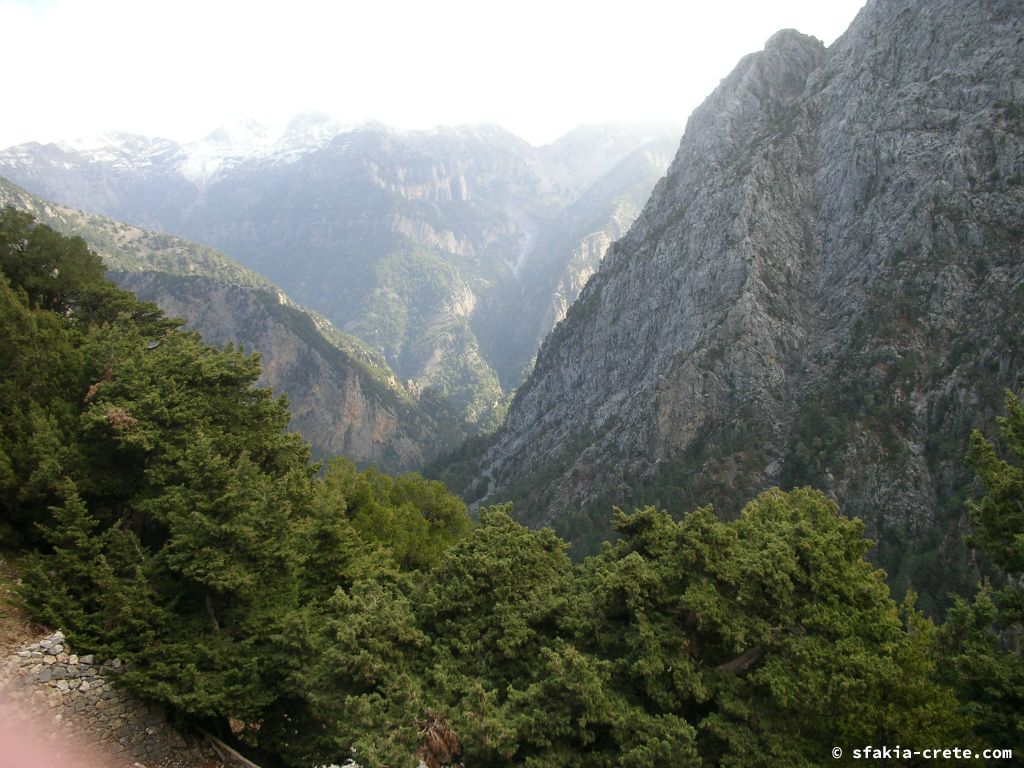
4;0;1024;763
0;118;679;429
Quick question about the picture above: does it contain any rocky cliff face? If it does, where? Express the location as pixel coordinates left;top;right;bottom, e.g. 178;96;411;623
0;176;463;472
115;272;464;469
0;122;678;428
454;0;1024;604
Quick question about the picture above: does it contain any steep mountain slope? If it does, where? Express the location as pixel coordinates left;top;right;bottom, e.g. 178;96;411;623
0;121;678;427
448;0;1024;605
0;176;464;470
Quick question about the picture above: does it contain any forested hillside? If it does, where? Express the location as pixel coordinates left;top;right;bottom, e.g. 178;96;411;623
3;209;1021;766
0;176;466;471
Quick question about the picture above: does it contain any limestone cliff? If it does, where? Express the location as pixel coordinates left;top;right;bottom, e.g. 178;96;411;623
454;0;1024;604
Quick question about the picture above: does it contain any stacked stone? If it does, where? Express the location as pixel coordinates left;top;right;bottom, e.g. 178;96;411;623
1;631;212;768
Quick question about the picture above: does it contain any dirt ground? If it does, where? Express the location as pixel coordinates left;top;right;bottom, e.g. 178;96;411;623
0;551;47;653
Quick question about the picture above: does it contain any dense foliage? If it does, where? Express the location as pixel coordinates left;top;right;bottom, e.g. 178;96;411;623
2;209;1020;766
0;208;470;758
938;392;1024;747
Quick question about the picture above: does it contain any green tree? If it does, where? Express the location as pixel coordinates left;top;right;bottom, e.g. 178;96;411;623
294;572;429;768
0;206;105;313
18;319;319;732
5;211;312;744
939;391;1024;745
570;489;963;766
964;392;1024;575
0;207;175;544
318;457;470;571
0;266;81;542
416;506;579;766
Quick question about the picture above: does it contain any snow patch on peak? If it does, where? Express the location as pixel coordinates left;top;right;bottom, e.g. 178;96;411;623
50;132;178;171
178;114;351;183
178;119;275;184
274;111;351;161
281;111;343;143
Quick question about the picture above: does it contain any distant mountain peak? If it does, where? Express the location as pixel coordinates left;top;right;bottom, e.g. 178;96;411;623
202;117;272;147
282;110;343;136
0;119;681;428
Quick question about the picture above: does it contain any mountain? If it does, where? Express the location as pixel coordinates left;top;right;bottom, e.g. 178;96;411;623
0;120;679;428
440;0;1024;607
0;176;465;471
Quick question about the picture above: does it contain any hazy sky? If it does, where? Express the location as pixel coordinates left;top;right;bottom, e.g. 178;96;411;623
1;0;866;149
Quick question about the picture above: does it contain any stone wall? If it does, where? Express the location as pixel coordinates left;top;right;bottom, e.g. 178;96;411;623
0;630;216;768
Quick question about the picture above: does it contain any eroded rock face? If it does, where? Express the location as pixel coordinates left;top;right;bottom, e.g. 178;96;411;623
115;272;464;472
463;0;1024;601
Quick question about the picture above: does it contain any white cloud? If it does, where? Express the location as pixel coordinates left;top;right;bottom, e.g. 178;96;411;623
0;0;865;148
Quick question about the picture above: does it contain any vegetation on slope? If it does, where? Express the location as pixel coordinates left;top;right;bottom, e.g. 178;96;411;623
0;173;420;401
3;210;1021;766
0;175;470;468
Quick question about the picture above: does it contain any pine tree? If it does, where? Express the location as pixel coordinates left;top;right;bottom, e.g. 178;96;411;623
569;489;964;766
416;506;580;767
940;391;1024;745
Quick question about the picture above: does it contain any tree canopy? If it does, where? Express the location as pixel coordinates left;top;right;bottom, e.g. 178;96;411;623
938;391;1024;746
2;206;1018;766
